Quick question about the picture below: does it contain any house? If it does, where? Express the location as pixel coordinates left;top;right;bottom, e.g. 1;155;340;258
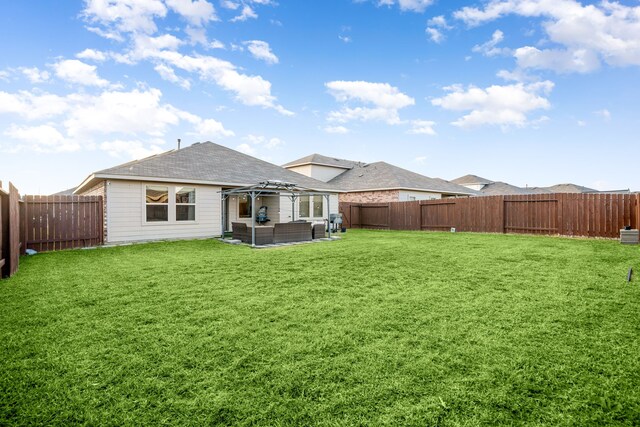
283;154;477;203
74;142;339;244
452;174;631;196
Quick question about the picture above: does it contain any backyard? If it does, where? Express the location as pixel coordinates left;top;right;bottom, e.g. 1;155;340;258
1;229;639;426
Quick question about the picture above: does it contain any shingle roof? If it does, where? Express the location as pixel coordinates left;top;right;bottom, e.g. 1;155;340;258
283;153;360;169
327;162;478;195
88;142;339;191
451;174;494;186
479;182;537;196
540;183;597;193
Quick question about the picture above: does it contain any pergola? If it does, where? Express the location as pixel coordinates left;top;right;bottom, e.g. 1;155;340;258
220;180;334;247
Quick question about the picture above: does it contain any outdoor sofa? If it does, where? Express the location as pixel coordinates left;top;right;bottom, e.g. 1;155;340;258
231;221;317;245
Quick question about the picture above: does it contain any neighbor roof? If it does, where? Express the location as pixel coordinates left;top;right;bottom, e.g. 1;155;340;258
451;174;494;186
283;153;360;169
478;182;537;196
76;142;339;193
540;183;597;193
327;162;478;195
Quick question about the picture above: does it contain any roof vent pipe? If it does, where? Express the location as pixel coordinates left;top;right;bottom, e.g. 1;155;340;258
177;138;181;150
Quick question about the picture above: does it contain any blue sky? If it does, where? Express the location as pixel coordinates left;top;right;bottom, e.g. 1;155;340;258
1;0;639;194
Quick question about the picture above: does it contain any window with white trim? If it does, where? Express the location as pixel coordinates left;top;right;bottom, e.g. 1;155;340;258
176;187;196;221
146;186;169;222
299;195;310;217
312;195;323;217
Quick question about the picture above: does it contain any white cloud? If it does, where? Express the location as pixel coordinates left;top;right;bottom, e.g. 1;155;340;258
426;15;452;42
324;125;350;134
407;120;437;135
414;155;427;164
243;134;284;149
82;0;167;36
154;63;191;89
431;81;554;128
230;5;257;22
594;108;611;121
326;80;415;125
0;87;232;158
243;40;279;64
100;139;165;158
221;0;239;10
338;35;352;43
189;118;235;138
63;88;181;138
514;46;600;73
426;27;444;43
0;70;10;82
20;67;50;83
577;120;587;127
135;47;291;114
0;90;70;120
165;0;217;25
473;30;510;57
4;124;79;152
236;142;256;155
210;39;225;49
454;0;640;73
376;0;434;13
428;15;451;29
76;48;108;62
53;59;109;87
81;0;290;115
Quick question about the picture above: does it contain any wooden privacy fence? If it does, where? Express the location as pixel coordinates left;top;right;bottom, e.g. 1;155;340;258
1;183;104;279
24;195;103;252
340;193;640;239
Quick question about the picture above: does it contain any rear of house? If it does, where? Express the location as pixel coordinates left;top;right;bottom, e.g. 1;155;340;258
75;142;339;244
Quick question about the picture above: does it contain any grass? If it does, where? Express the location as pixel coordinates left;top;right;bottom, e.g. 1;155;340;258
1;229;640;426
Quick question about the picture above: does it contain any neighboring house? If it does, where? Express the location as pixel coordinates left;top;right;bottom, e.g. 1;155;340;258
74;142;339;244
452;174;535;196
283;154;477;203
452;174;631;195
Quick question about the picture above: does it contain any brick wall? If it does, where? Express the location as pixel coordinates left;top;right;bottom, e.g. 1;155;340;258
339;190;400;203
78;181;107;242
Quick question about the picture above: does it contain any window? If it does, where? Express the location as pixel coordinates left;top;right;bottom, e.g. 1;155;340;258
146;186;168;222
239;194;252;218
408;196;416;201
176;187;196;221
299;195;310;217
312;195;323;217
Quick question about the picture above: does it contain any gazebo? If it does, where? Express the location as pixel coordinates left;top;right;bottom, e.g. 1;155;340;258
220;181;334;247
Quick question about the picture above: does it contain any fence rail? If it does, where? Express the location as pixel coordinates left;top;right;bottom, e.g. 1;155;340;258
340;193;639;239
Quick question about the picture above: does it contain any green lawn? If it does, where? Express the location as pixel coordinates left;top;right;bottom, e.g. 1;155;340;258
1;230;640;426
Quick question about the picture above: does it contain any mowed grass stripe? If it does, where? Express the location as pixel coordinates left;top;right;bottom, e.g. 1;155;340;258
1;230;639;425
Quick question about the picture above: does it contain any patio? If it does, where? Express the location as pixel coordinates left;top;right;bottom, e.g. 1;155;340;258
220;181;336;247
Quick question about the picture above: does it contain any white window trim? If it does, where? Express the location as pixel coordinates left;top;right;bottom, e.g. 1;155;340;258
142;183;199;226
176;186;196;222
298;195;324;219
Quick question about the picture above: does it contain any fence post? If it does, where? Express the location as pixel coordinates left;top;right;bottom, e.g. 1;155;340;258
500;196;506;234
557;194;564;236
636;194;640;230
